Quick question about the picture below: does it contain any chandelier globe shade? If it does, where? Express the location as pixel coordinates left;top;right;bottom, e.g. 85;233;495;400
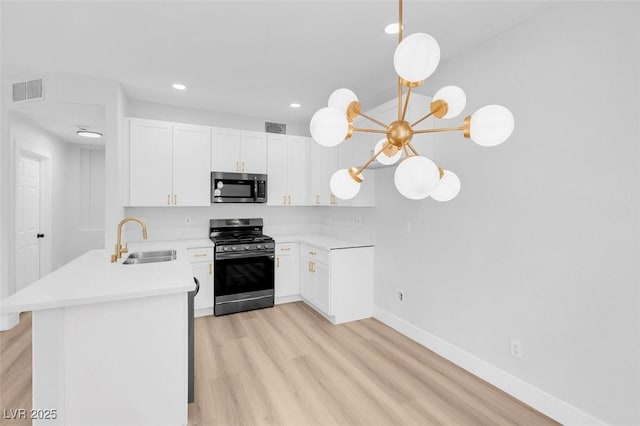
328;89;358;113
469;105;515;147
430;170;461;202
393;33;441;83
433;86;467;119
330;169;362;200
375;139;402;165
309;107;350;147
394;156;440;200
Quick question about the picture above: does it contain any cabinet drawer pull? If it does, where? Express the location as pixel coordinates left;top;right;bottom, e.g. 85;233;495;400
316;195;320;205
311;261;315;273
242;162;245;171
283;195;287;205
209;263;212;275
174;194;177;205
280;247;291;251
308;251;317;256
276;257;280;268
193;253;207;257
167;194;171;205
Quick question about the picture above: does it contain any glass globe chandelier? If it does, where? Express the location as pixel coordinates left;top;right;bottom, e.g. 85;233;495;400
309;0;515;201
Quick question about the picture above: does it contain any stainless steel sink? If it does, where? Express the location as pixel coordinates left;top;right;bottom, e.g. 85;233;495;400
122;250;177;264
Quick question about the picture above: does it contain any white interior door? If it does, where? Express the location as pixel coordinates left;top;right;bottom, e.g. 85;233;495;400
16;154;41;291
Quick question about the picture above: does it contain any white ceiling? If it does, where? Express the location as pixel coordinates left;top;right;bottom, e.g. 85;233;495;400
2;1;553;127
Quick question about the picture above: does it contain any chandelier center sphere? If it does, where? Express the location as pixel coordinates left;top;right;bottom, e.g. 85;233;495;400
387;120;413;147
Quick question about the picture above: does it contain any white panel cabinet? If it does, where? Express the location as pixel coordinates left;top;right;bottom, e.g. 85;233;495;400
267;134;308;205
299;244;373;324
129;119;172;206
309;142;336;206
212;128;267;173
188;246;214;316
172;124;213;206
129;119;211;206
275;243;299;302
211;127;241;172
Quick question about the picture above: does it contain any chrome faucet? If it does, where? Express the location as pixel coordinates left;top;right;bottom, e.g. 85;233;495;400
111;217;148;262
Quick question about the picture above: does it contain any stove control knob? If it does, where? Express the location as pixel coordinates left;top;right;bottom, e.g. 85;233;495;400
232;246;237;251
256;244;263;249
244;245;250;250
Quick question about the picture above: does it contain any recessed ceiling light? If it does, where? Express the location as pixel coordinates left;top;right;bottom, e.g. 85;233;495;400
172;83;187;90
77;130;102;138
290;103;301;108
384;23;403;34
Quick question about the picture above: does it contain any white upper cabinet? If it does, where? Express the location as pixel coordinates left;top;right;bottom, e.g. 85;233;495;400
129;119;211;207
129;119;172;206
211;128;267;173
309;142;336;206
211;127;241;172
267;134;308;205
241;131;267;173
172;124;212;206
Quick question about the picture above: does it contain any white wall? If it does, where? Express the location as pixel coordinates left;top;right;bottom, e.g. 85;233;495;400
65;145;105;260
10;113;69;274
128;99;309;137
371;3;639;424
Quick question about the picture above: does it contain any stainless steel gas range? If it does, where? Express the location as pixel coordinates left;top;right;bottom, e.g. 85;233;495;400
209;218;275;316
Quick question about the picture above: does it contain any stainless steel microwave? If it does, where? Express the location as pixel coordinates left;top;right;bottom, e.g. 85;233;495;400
211;172;267;203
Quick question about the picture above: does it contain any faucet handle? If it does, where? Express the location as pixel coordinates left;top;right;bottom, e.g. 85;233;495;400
122;244;129;254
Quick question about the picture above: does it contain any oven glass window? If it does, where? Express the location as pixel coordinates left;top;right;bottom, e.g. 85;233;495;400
215;255;274;296
219;182;252;198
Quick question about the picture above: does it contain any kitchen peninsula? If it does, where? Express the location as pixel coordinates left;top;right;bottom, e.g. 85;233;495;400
0;243;197;425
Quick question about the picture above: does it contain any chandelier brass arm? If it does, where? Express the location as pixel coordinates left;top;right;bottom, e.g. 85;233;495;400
401;86;413;122
353;127;388;134
413;125;465;134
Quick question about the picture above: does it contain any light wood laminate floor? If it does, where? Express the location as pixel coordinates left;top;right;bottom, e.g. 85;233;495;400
0;304;558;425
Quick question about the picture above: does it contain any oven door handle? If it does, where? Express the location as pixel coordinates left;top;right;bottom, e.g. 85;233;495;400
215;252;275;261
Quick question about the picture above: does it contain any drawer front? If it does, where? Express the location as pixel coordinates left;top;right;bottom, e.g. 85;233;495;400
187;247;213;263
276;242;298;256
301;245;329;265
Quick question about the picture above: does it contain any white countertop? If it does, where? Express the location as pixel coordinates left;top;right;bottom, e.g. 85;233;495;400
272;233;374;250
0;239;212;315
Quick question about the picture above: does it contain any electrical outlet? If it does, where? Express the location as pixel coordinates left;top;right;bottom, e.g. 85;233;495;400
404;221;411;233
396;289;404;302
185;217;191;225
510;339;523;359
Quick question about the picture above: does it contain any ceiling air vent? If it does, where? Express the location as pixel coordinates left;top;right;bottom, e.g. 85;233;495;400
12;78;44;103
265;121;286;134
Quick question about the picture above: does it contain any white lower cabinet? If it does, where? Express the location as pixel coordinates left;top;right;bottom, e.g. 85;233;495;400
188;247;214;316
299;244;373;324
275;243;300;302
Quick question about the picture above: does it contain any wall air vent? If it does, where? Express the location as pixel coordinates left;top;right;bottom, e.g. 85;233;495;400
265;121;286;134
12;78;44;103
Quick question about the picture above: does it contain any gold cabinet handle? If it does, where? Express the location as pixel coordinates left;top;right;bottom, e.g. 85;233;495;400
308;251;316;256
316;195;320;205
209;263;212;275
288;195;292;205
235;161;239;171
311;261;315;273
280;247;291;252
283;195;287;205
242;162;245;171
276;257;280;268
174;194;177;205
308;261;312;272
194;253;207;257
167;194;171;205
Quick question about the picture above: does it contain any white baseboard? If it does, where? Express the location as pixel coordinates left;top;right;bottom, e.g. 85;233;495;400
0;313;19;331
373;307;606;426
275;295;302;305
